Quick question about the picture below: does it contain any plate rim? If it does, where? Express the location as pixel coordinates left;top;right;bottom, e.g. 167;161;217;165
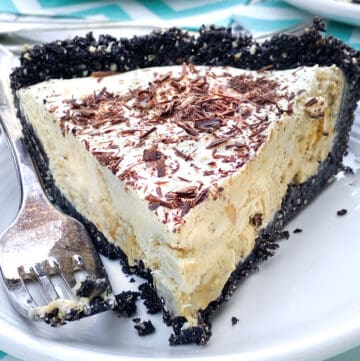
1;58;360;360
284;0;360;26
1;308;360;361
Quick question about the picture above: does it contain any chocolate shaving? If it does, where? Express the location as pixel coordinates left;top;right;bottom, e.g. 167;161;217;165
170;160;180;174
285;102;294;114
140;126;157;140
167;186;198;199
118;162;142;180
225;142;249;150
203;170;214;176
157;158;166;177
194;118;222;130
111;116;127;125
174;147;193;161
156;186;163;198
288;92;296;101
112;158;123;172
305;97;317;106
120;129;139;135
177;176;191;182
92;151;123;172
146;199;161;210
155;72;171;83
206;137;231;149
83;140;90;151
228;74;252;93
195;188;210;205
135;89;153;103
180;201;192;217
159;101;175;117
189;75;208;90
241;107;252;118
94;87;111;102
143;147;162;162
188;63;200;74
257;64;273;73
78;109;96;118
49;105;58;113
170;80;186;93
190;162;200;170
176;121;199;136
145;194;175;210
92;118;109;128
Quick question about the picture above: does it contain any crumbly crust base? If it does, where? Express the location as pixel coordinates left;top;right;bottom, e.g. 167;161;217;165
11;19;360;345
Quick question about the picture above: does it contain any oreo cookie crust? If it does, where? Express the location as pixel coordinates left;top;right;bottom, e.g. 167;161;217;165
11;19;360;345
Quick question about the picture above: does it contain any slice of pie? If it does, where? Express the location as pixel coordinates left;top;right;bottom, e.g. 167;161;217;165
11;20;360;344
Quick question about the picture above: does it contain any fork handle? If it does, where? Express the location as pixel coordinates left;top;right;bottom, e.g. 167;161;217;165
0;47;47;204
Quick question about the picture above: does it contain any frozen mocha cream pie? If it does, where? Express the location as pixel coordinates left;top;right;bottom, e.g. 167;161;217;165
16;64;344;322
11;20;360;344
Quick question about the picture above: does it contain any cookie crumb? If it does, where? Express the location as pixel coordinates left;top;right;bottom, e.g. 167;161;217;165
279;230;290;240
113;291;140;317
339;163;354;174
133;319;156;336
169;326;211;346
231;316;239;326
138;282;162;314
293;228;303;233
337;209;347;216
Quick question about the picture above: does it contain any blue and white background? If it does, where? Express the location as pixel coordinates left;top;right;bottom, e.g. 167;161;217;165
0;0;359;49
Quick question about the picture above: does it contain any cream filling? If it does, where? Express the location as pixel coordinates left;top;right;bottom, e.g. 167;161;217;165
18;65;344;325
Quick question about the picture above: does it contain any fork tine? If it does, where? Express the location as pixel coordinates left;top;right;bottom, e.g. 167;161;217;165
43;257;61;275
56;258;77;290
43;258;77;298
33;263;60;302
72;254;85;271
42;258;72;298
3;276;38;317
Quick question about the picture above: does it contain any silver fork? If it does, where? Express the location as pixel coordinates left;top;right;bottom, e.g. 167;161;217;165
0;47;115;326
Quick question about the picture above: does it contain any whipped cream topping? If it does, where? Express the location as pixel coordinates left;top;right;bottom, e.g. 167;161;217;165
17;64;344;324
40;64;304;229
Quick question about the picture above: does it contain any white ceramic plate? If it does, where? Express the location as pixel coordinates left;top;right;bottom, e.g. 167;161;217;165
285;0;360;26
1;99;360;360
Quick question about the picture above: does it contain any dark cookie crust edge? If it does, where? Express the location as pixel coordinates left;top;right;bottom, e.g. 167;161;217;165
11;19;360;345
10;19;360;96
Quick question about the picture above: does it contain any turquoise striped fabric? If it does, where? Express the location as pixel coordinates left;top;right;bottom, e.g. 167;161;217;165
0;0;358;48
